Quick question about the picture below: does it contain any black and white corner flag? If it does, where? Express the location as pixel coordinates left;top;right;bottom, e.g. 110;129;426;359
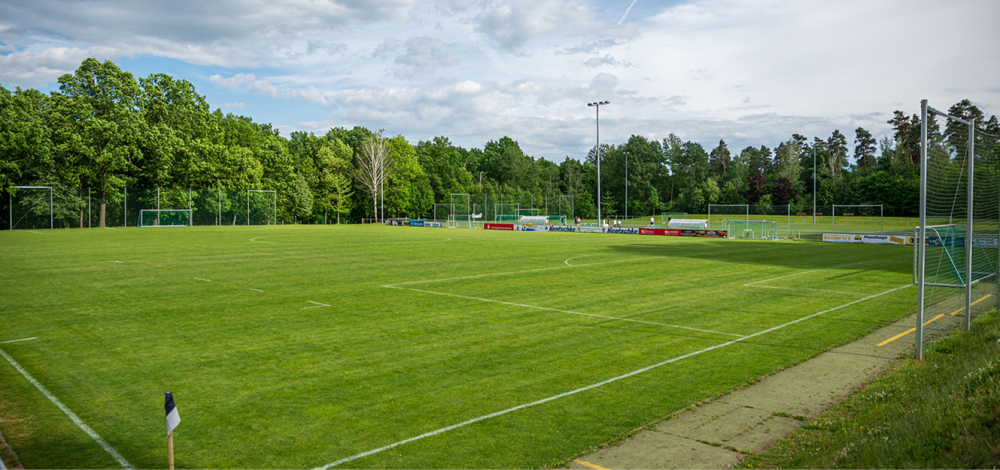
165;392;181;437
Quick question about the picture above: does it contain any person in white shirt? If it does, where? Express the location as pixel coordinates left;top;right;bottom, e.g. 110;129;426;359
650;216;655;226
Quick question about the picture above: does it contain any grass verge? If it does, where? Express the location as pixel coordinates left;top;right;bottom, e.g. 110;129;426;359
738;310;1000;469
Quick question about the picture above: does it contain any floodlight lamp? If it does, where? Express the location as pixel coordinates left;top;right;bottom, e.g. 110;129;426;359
587;103;594;107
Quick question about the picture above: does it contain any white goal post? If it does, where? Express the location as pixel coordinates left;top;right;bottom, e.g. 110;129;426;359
139;209;192;227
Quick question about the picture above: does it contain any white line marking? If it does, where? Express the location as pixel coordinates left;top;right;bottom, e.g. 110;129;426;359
746;285;870;296
25;231;44;234
386;286;744;337
302;301;330;309
0;337;37;344
248;288;264;292
250;237;274;243
194;278;211;282
391;248;776;288
743;261;875;287
0;347;134;469
565;254;599;266
317;283;913;469
144;267;153;270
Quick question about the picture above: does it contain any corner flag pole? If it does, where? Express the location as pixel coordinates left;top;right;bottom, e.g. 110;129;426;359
165;392;180;470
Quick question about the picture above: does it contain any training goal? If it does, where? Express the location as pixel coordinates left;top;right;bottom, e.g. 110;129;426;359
661;212;687;224
725;220;778;240
139;209;192;227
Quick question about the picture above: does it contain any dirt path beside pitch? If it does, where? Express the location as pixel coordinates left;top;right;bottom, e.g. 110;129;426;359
564;312;928;469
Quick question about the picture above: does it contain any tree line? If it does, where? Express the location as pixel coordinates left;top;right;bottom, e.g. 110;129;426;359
2;58;998;226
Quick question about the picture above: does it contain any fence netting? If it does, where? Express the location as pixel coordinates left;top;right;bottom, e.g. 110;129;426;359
916;102;999;358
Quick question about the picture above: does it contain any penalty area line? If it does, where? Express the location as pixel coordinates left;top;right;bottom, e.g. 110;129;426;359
302;301;330;309
317;283;912;469
0;337;38;344
0;347;134;469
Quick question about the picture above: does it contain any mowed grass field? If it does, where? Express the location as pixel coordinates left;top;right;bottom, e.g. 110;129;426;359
0;225;916;469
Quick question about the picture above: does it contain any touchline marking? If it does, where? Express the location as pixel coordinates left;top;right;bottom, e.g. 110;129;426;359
250;237;274;243
386;285;744;338
317;283;912;469
0;347;133;469
877;293;992;347
302;301;330;309
248;288;264;292
0;337;37;344
194;278;211;282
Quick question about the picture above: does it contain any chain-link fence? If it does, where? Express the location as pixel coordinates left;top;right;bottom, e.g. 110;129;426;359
4;187;278;229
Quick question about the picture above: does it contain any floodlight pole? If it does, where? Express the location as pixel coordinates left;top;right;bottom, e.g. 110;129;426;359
813;145;816;225
588;101;609;225
625;150;628;220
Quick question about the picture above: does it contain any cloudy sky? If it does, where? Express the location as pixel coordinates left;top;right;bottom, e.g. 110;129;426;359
1;0;998;160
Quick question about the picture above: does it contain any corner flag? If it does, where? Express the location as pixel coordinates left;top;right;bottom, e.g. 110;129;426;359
165;392;180;437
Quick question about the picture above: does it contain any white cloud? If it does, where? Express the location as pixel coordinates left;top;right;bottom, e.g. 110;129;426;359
218;102;245;109
0;47;95;88
1;0;998;160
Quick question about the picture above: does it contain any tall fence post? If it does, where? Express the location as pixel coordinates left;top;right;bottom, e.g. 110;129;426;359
965;119;974;331
916;99;928;359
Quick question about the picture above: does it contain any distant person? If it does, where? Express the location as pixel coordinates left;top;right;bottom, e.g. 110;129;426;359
650;216;655;226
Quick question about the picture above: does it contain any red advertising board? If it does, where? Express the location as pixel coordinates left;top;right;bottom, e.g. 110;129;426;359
484;223;515;230
638;228;681;236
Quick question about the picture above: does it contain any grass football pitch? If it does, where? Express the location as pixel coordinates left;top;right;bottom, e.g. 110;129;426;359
0;225;916;468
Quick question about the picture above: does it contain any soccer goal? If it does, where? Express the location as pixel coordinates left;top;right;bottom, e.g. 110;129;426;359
494;203;519;222
726;220;778;240
913;100;1000;359
661;212;687;224
9;186;53;230
708;204;748;230
139;209;192;227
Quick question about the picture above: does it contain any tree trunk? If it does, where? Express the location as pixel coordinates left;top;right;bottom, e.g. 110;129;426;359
80;209;84;229
337;211;340;224
99;194;107;228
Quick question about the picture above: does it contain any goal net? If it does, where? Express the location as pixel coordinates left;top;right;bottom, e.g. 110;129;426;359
661;212;687;224
831;204;883;234
708;204;747;230
9;186;52;230
726;220;778;240
139;209;192;227
494;203;519;222
914;100;1000;358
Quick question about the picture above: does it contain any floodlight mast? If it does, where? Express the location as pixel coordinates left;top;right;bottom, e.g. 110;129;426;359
588;101;610;225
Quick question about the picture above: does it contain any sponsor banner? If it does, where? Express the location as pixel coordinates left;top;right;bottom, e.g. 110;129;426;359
823;233;912;245
823;233;855;243
484;223;515;230
922;235;999;249
638;228;682;236
605;227;640;235
681;229;728;238
409;220;424;227
548;225;578;232
579;226;604;233
519;225;549;231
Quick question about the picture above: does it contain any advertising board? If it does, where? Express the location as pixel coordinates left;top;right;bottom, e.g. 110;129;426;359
823;233;911;245
681;230;728;238
548;225;578;232
638;228;682;236
606;227;640;235
484;223;515;230
519;225;549;231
